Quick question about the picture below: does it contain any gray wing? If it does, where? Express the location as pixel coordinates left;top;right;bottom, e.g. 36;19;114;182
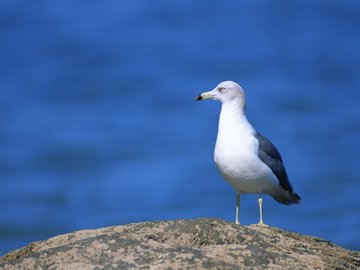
255;132;294;193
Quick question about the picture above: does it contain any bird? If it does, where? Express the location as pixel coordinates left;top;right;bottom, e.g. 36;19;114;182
196;81;300;225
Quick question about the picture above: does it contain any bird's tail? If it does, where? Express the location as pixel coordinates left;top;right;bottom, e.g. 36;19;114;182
272;191;301;205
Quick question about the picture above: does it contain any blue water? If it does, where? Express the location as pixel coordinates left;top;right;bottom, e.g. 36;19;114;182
1;1;360;255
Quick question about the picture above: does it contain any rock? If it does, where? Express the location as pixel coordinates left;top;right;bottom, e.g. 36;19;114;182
1;218;359;269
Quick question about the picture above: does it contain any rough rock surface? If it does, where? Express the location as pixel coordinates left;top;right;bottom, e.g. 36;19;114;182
1;218;359;269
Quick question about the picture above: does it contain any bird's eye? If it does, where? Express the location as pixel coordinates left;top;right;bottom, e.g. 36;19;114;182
218;87;226;93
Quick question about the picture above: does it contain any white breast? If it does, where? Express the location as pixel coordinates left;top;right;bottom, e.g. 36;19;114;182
214;104;278;194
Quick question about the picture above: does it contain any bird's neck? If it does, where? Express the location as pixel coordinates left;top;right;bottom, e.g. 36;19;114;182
218;102;252;135
215;102;256;160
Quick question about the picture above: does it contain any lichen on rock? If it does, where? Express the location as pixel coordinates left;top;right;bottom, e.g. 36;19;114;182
1;218;359;269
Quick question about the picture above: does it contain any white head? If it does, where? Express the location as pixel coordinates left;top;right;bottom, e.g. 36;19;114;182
196;81;246;110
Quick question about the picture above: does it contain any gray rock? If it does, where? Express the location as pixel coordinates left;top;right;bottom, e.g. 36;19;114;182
1;218;359;269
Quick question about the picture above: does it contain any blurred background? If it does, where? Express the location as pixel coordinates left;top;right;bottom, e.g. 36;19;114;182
1;1;359;255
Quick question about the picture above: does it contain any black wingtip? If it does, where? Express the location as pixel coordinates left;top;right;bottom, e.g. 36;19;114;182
272;191;301;205
196;95;203;101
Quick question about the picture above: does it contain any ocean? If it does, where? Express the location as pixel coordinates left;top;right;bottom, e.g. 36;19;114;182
1;1;359;255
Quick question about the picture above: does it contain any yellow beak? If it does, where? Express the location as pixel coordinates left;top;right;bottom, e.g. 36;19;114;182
196;91;213;101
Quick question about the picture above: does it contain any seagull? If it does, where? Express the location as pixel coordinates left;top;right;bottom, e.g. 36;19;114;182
196;81;300;225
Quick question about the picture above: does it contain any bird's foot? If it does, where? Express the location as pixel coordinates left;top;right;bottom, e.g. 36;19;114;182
257;221;268;227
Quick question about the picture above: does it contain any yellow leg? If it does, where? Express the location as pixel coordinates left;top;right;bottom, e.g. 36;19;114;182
235;193;240;225
258;194;266;226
